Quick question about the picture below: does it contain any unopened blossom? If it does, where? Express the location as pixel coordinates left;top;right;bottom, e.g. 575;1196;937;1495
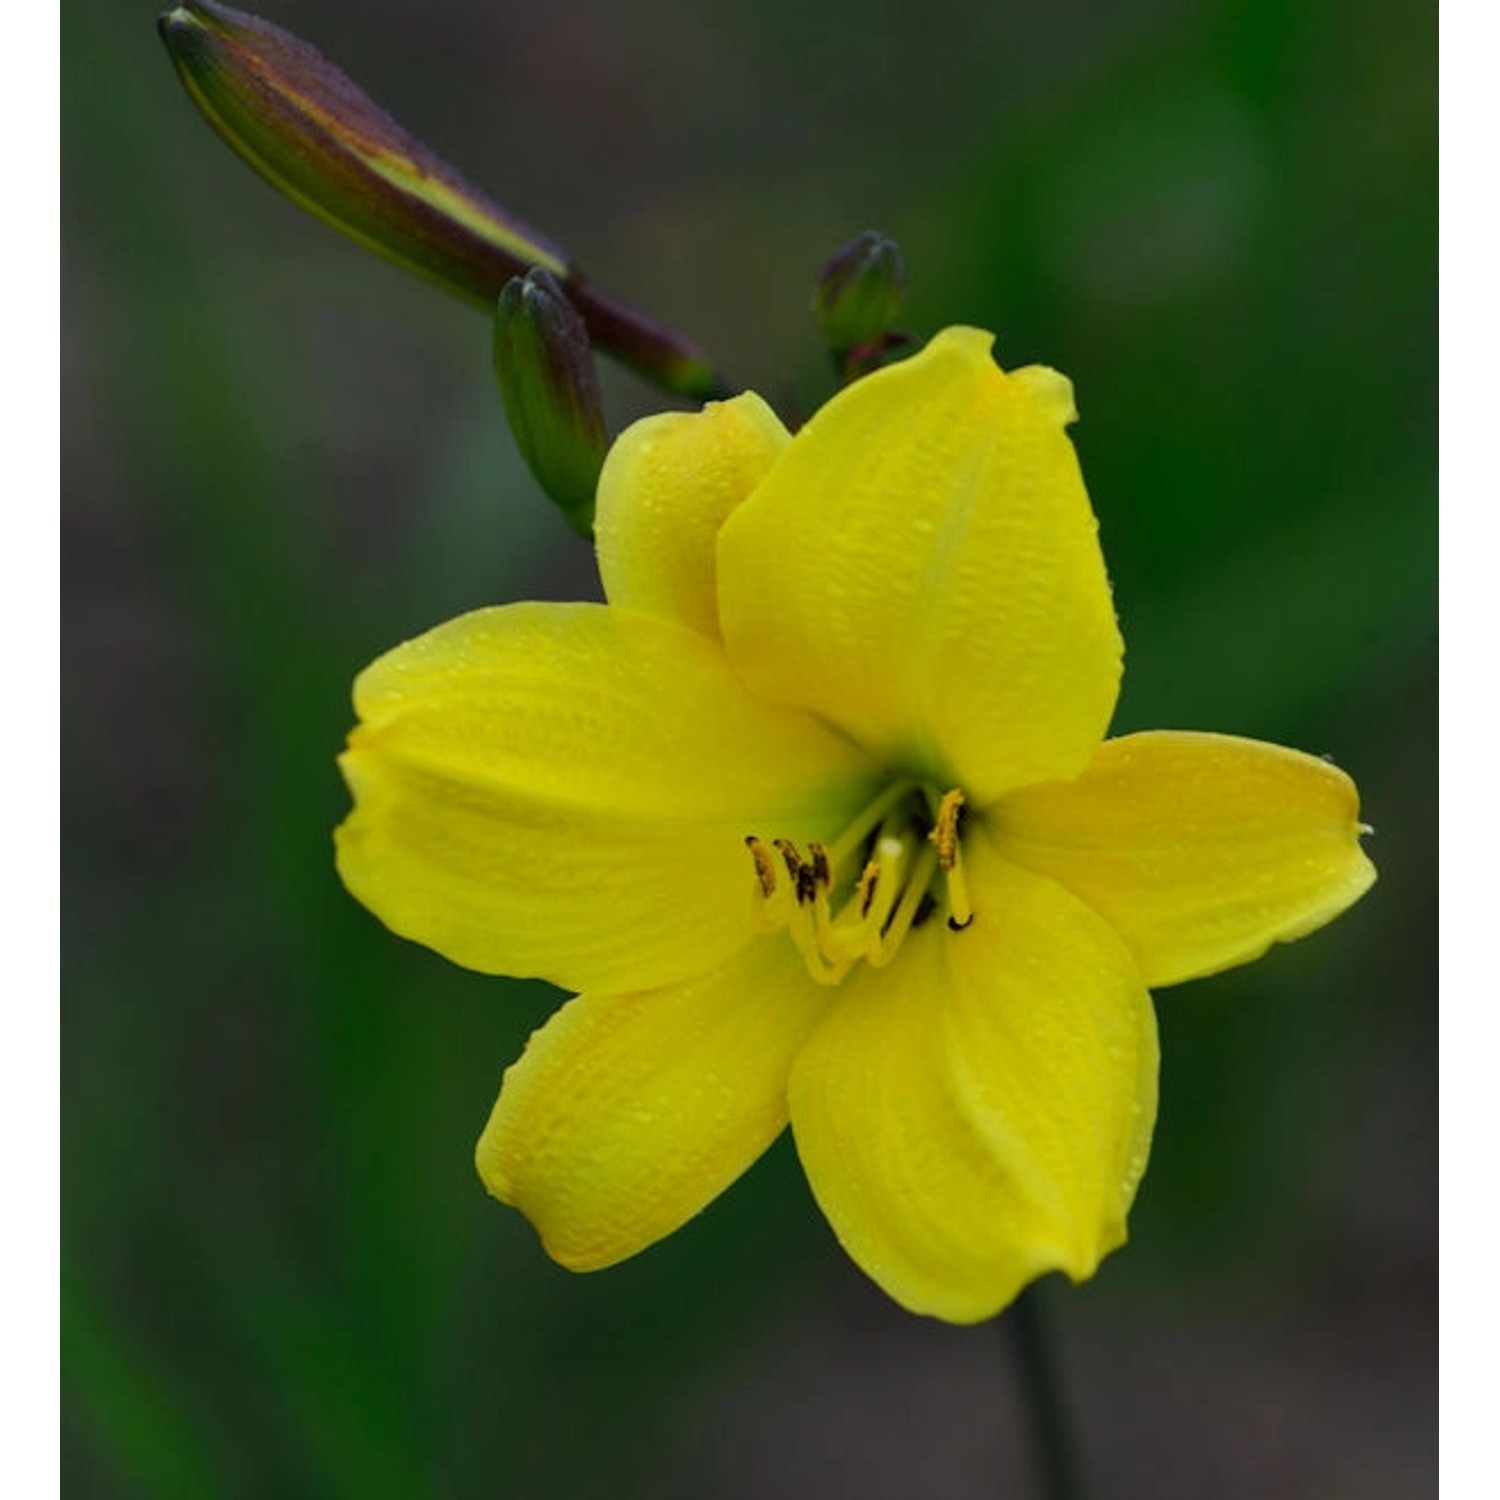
335;328;1374;1322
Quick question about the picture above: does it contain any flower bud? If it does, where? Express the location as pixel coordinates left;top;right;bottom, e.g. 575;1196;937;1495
158;4;569;299
812;231;907;353
493;269;609;537
158;2;727;400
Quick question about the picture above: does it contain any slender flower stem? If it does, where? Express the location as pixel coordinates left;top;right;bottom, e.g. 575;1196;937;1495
1007;1286;1085;1500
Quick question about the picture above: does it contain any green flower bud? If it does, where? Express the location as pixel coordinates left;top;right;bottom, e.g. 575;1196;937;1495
813;231;908;353
494;269;609;537
158;3;727;400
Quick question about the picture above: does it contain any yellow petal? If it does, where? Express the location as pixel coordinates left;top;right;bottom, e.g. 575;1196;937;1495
717;327;1122;803
595;393;791;638
988;731;1377;988
788;843;1157;1323
476;938;828;1270
336;602;876;994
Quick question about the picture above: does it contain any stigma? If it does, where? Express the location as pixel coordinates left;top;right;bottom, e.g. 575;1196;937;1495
745;782;975;986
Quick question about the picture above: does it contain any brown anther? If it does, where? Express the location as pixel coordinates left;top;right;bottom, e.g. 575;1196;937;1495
794;863;818;906
772;838;805;881
856;859;881;917
745;835;777;898
809;842;833;889
928;789;966;872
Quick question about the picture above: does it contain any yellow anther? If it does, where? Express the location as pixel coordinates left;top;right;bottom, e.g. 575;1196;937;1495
929;788;966;872
923;786;974;932
744;835;777;898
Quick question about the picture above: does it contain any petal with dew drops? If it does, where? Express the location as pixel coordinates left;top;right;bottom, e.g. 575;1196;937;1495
596;392;791;639
336;602;877;995
789;842;1157;1324
988;731;1377;989
476;938;828;1270
718;327;1122;804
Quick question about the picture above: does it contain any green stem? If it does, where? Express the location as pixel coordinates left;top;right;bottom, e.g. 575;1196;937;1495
1007;1285;1085;1500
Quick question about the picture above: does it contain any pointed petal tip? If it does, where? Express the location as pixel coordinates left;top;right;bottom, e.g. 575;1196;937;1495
874;1237;1109;1325
1010;365;1080;426
915;330;1082;426
991;731;1378;988
478;1124;634;1274
928;324;997;358
597;390;791;636
472;942;825;1276
717;323;1119;800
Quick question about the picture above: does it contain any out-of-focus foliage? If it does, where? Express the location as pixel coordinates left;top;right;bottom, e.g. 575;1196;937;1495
63;0;1433;1495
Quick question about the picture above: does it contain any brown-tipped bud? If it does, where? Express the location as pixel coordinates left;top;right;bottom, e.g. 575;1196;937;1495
813;231;907;352
158;3;729;400
493;270;609;537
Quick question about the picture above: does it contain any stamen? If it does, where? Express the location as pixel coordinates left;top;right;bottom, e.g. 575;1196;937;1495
808;887;863;978
773;837;804;883
744;835;777;898
814;833;904;965
826;779;917;868
944;847;973;928
927;787;974;931
745;779;974;983
928;789;965;871
787;896;848;985
868;846;939;967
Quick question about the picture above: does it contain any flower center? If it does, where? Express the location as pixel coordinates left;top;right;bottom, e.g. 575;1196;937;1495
745;781;974;986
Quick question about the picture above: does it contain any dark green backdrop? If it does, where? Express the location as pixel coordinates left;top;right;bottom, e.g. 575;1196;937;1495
63;1;1435;1494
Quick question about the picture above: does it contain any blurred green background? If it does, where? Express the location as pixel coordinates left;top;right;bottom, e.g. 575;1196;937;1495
62;0;1434;1495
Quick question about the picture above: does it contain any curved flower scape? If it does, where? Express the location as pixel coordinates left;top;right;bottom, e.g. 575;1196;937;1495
335;328;1375;1323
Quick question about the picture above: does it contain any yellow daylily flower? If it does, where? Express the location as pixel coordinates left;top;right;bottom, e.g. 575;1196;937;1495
335;327;1375;1323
